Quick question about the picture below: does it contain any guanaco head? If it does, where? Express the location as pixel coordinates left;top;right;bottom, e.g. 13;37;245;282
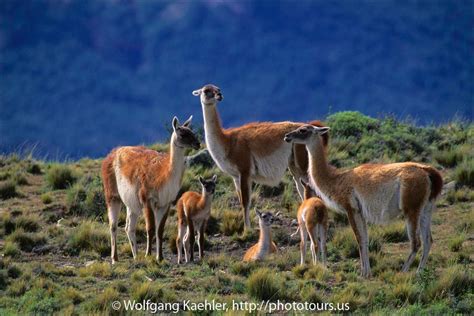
283;125;330;145
256;210;275;227
172;116;200;150
199;175;217;195
192;84;223;105
300;178;315;200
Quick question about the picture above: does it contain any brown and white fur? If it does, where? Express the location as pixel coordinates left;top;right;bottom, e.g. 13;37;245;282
243;211;278;262
102;116;200;263
284;125;443;277
292;179;328;265
193;84;327;230
176;175;217;263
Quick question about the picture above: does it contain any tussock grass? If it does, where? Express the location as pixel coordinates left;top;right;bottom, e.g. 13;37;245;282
0;181;17;200
78;262;112;278
66;176;106;218
3;242;20;258
246;268;285;301
67;221;110;256
448;234;466;252
6;229;46;252
454;158;474;188
220;209;244;236
131;281;176;303
93;287;120;312
332;227;382;258
433;147;465;168
375;221;408;243
40;193;52;204
428;265;474;299
45;164;77;190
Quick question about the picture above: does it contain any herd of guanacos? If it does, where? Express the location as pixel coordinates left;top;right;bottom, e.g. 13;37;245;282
101;84;443;278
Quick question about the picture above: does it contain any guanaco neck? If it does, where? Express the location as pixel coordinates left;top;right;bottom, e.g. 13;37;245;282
198;187;213;211
168;133;186;176
201;102;228;150
306;138;338;190
257;221;272;248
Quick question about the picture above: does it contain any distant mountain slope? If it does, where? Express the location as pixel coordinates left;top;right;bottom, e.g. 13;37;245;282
0;0;472;158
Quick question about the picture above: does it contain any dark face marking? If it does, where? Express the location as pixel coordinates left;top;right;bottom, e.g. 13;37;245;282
201;84;223;103
176;126;200;149
258;211;274;226
200;177;217;194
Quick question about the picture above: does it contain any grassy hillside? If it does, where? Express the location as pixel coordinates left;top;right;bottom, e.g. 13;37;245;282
0;112;473;314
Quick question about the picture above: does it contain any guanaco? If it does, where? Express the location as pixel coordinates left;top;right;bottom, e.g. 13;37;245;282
102;116;200;263
243;211;278;262
292;179;328;265
176;175;217;263
284;125;443;277
193;84;328;230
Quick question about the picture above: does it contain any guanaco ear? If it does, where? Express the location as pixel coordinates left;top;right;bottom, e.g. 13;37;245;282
255;210;262;218
192;89;202;96
172;116;179;131
182;115;193;127
198;176;205;185
211;174;217;183
313;126;330;135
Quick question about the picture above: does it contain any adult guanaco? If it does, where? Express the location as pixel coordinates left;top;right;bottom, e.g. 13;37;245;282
102;116;200;263
176;175;217;264
284;125;443;277
192;84;327;230
292;179;328;265
243;211;278;262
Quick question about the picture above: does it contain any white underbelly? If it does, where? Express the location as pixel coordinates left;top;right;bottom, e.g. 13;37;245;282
352;181;401;224
251;145;292;186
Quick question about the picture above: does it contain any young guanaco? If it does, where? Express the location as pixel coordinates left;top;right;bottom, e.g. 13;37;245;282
292;179;328;265
176;175;217;263
284;125;443;277
243;211;278;262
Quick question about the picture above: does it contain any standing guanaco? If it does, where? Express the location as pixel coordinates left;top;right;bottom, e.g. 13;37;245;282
284;125;443;277
292;179;328;265
193;84;327;230
102;116;200;263
176;175;217;263
243;211;278;262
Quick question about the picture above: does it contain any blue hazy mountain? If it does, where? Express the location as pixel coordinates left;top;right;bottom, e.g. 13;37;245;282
1;0;472;158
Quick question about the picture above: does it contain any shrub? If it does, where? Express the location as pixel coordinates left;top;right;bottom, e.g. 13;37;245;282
246;268;285;301
45;164;77;190
41;193;52;204
0;181;17;200
6;229;46;252
326;111;378;140
454;159;474;188
67;221;110;256
220;210;244;236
